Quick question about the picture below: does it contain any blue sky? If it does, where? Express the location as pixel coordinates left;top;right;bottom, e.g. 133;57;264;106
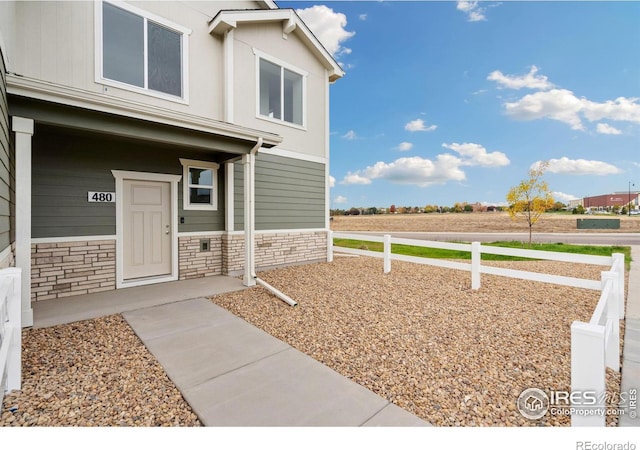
280;0;640;209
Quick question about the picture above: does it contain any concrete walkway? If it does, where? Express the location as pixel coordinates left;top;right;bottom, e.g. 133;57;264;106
619;245;640;426
33;275;428;426
123;297;428;426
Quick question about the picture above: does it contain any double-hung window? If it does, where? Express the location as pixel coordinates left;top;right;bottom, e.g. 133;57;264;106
180;159;219;211
99;1;190;100
257;51;306;127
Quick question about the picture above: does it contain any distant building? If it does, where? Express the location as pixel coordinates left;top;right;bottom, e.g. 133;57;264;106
567;198;583;209
583;192;640;211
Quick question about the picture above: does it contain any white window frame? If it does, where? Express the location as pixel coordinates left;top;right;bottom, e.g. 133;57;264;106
95;0;191;104
254;48;307;130
180;159;219;211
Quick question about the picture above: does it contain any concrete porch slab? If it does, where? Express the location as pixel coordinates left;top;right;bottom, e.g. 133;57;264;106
32;275;246;328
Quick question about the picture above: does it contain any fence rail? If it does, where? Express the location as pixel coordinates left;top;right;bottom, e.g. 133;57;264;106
328;231;625;427
0;267;22;409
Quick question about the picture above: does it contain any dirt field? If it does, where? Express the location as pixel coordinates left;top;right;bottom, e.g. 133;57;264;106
331;212;640;233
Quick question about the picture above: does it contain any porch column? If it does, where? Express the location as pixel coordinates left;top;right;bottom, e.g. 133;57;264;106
225;162;234;232
12;116;34;327
242;153;255;287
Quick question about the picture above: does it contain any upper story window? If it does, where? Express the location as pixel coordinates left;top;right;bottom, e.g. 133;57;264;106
98;1;190;101
180;159;219;211
256;50;307;128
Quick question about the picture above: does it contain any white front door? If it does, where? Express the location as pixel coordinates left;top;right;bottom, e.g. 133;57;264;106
123;179;172;280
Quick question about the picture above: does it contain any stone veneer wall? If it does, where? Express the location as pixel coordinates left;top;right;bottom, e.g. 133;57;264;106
31;240;116;301
222;231;328;275
178;235;223;280
0;243;15;269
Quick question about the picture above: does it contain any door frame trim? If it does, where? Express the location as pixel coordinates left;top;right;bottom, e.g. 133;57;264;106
112;170;182;289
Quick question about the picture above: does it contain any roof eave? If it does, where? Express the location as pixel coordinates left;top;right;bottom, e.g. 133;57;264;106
209;9;344;82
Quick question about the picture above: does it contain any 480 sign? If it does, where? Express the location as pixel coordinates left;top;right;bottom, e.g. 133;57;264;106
87;192;115;203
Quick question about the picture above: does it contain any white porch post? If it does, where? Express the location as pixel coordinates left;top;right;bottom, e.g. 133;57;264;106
242;153;255;287
225;162;234;232
12;117;34;327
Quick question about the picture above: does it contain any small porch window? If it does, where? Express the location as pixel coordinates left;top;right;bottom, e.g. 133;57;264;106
180;159;219;210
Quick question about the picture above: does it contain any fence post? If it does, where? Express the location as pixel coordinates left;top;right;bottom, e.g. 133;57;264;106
602;271;620;371
327;230;334;263
471;242;480;290
612;253;625;319
383;234;391;274
571;321;606;426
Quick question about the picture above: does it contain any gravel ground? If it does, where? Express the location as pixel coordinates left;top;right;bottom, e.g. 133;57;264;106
0;315;201;427
211;256;624;427
0;256;624;427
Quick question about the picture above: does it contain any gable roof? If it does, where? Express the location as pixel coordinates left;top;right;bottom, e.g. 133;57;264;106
209;8;345;83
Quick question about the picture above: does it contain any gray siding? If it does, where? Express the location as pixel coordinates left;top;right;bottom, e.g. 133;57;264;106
0;50;12;250
234;152;326;231
32;128;226;238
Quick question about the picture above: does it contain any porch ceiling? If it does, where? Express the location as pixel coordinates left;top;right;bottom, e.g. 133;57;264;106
8;95;280;159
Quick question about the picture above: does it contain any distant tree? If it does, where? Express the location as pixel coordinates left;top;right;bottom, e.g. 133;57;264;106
572;205;586;215
367;207;378;215
550;201;567;211
621;206;628;215
506;161;555;244
398;206;407;214
389;204;396;214
464;204;474;213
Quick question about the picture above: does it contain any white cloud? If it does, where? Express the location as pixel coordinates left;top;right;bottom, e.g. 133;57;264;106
329;175;336;188
296;5;355;58
342;130;358;140
342;155;466;188
359;13;368;21
532;157;622;176
487;66;554;90
341;172;372;185
395;142;413;151
504;89;640;131
442;142;510;167
596;123;622;135
552;191;579;202
582;97;640;124
342;141;509;188
404;118;437;132
457;1;487;22
334;195;348;204
360;155;466;187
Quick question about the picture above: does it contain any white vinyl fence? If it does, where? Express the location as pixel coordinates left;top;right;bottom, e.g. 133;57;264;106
0;267;22;409
328;231;625;427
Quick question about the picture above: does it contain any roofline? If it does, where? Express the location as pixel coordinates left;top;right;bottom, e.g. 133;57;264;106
7;74;283;148
261;0;278;9
209;9;345;82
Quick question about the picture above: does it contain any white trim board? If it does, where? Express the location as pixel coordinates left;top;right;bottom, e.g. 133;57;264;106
32;235;117;244
177;231;225;238
259;147;327;165
112;170;181;289
227;228;329;236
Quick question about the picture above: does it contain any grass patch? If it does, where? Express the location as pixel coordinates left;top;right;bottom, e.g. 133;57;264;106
333;238;631;269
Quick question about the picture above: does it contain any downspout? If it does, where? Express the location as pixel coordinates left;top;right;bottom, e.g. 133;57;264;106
243;138;297;306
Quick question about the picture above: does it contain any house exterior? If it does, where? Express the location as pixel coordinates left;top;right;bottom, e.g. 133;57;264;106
0;1;343;327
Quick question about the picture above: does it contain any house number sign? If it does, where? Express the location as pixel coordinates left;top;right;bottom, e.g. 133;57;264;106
88;192;115;203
